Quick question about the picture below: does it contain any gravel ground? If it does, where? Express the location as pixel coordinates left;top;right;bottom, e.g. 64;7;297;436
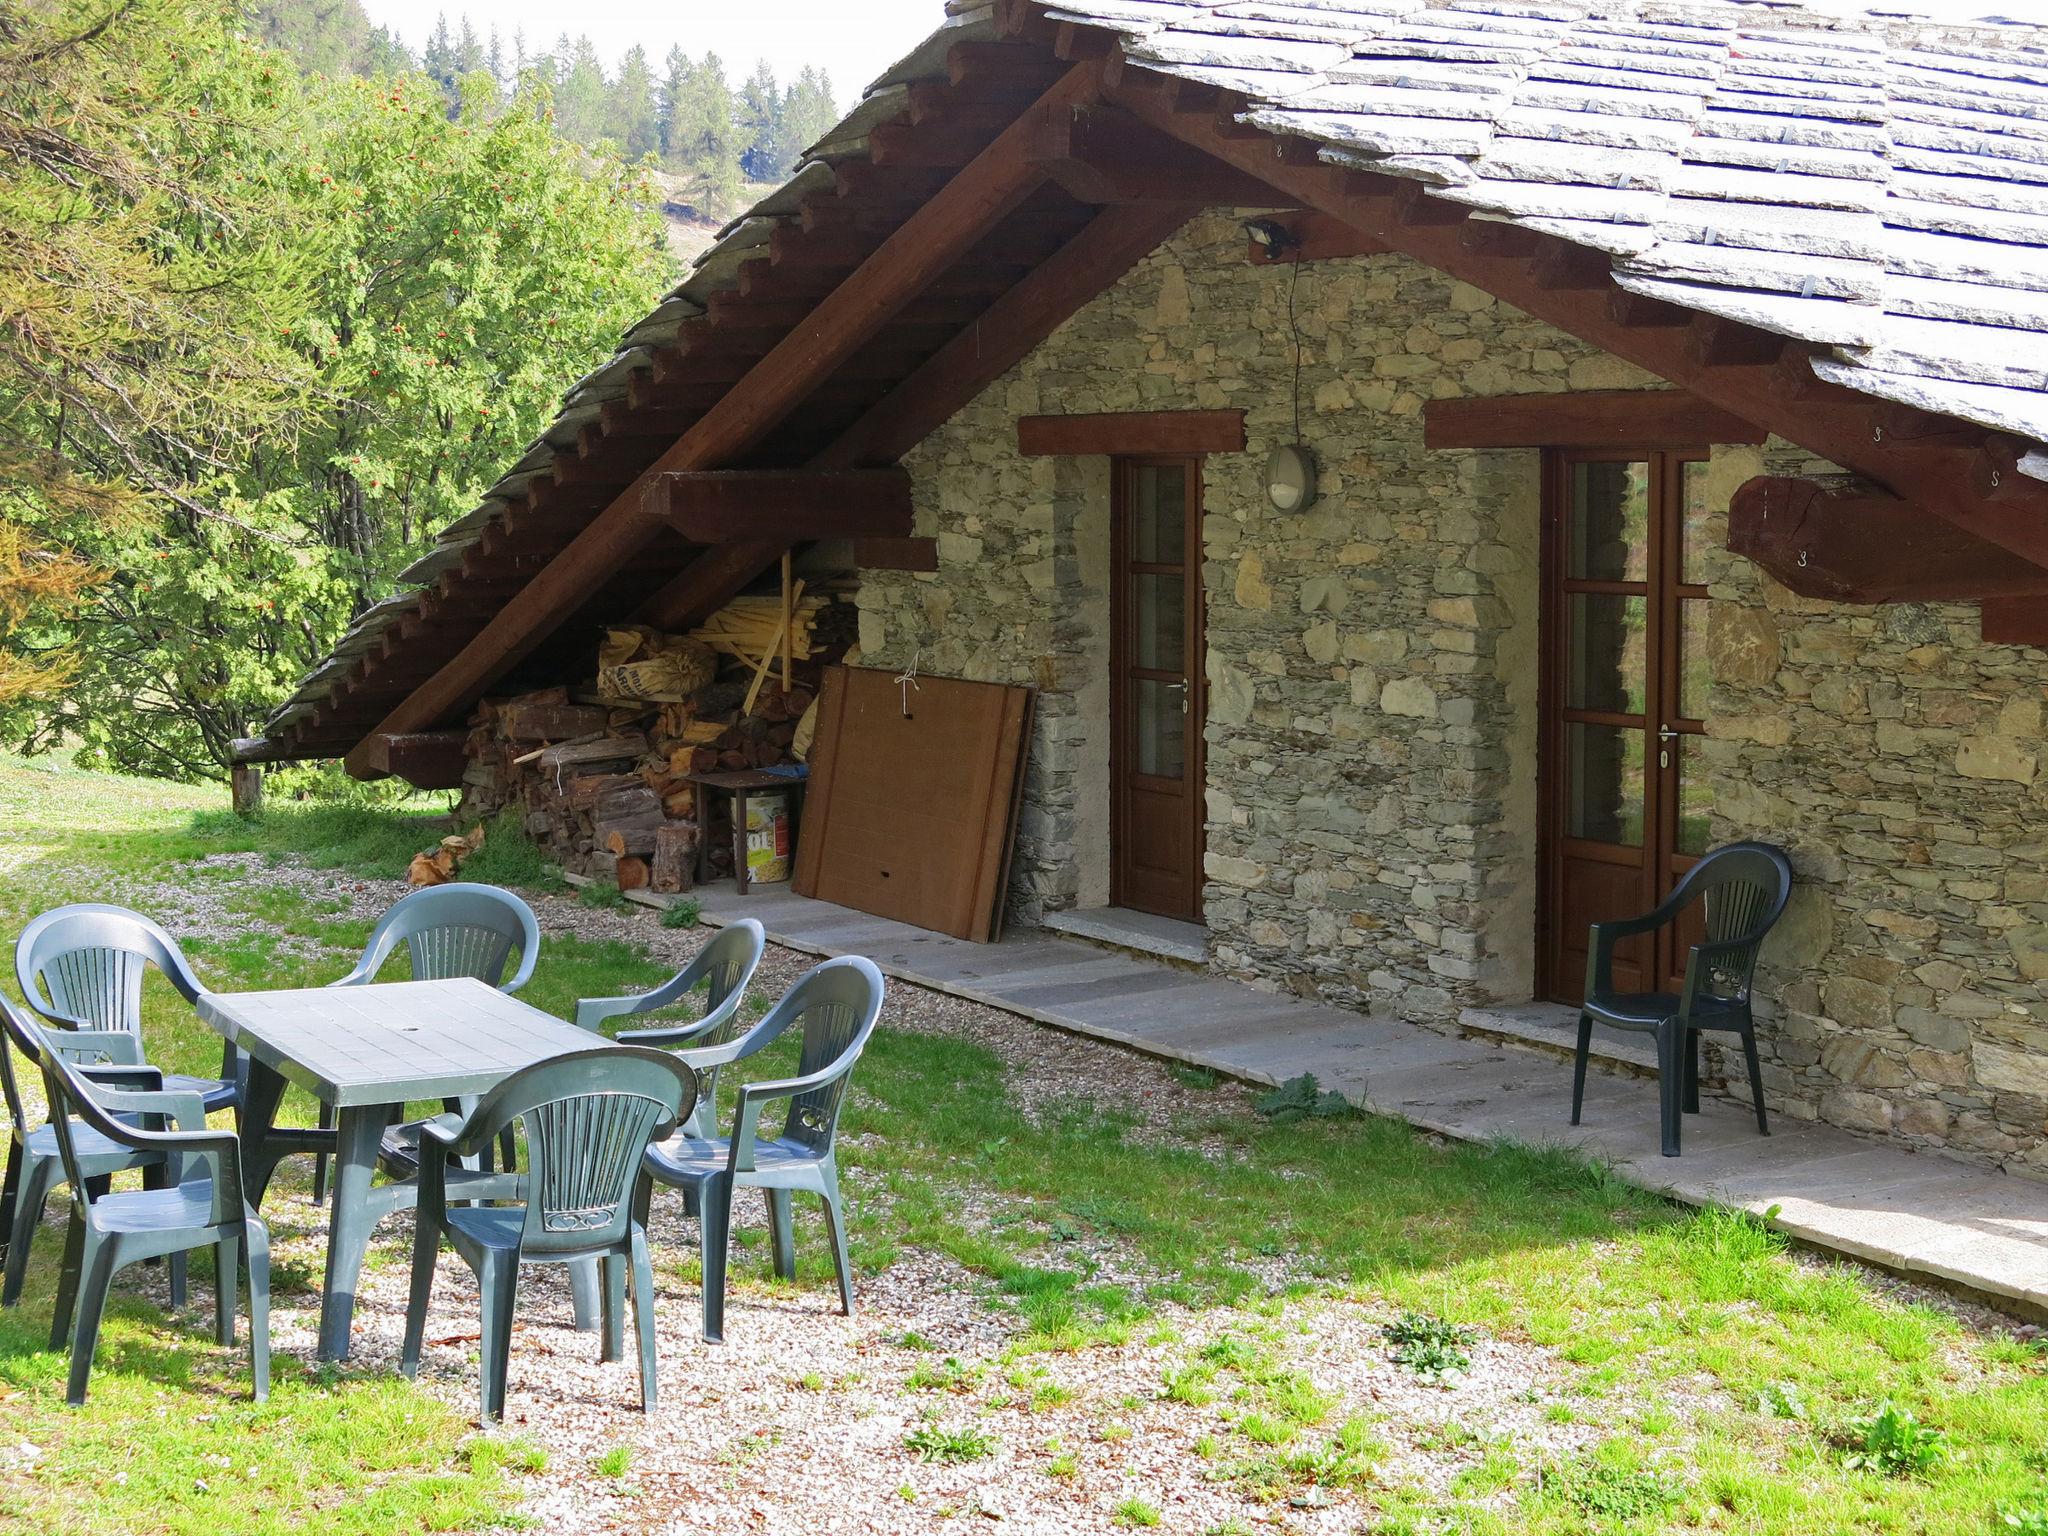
41;853;2038;1533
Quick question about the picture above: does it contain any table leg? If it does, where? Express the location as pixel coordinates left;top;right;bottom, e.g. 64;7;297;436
734;789;750;896
318;1105;389;1362
238;1061;290;1209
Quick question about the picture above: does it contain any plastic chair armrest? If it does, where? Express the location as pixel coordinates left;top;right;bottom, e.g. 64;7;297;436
86;1085;212;1134
41;1028;146;1068
728;1058;857;1173
326;963;378;988
77;1064;165;1091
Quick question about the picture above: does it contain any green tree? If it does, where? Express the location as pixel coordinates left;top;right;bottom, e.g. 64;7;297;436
551;33;608;145
668;51;741;217
778;65;837;174
608;43;660;161
0;0;311;709
737;59;781;181
18;46;669;777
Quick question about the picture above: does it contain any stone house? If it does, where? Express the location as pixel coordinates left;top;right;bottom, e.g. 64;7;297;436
247;2;2048;1175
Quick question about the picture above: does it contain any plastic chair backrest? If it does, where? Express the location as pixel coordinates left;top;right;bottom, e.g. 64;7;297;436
682;921;768;1111
0;993;39;1127
353;884;540;992
775;957;885;1156
459;1046;694;1256
15;904;203;1034
1667;842;1793;1001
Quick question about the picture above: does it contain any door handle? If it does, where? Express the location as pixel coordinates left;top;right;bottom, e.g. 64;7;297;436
1656;725;1679;742
1166;680;1189;715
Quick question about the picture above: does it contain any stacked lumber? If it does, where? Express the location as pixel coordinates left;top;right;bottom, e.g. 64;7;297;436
452;588;857;890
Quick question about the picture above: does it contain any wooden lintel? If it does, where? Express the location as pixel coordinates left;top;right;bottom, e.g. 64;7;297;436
852;536;940;572
1247;209;1388;264
1018;409;1247;457
230;736;286;765
645;469;913;543
1422;390;1766;450
1730;475;2048;604
358;730;469;790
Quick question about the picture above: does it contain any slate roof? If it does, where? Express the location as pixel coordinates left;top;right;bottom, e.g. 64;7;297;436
260;0;2048;748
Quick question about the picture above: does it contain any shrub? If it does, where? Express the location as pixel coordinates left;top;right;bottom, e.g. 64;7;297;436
904;1419;998;1463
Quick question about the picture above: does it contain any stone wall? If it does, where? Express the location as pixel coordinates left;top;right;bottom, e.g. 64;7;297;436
854;210;2048;1176
1704;440;2048;1175
857;210;1662;1015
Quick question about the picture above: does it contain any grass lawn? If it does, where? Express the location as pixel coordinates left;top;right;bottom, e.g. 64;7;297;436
2;752;2047;1533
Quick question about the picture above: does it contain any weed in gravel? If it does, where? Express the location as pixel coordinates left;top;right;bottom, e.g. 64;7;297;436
1264;1371;1337;1428
1383;1312;1476;1385
1100;1421;1133;1443
1235;1411;1294;1447
1163;1363;1218;1406
658;896;700;928
592;1446;632;1479
905;1417;998;1464
905;1356;980;1393
795;1371;825;1391
1253;1073;1352;1121
1170;1064;1220;1089
1113;1496;1161;1526
1030;1379;1074;1411
1843;1401;1947;1478
578;879;628;910
1558;1462;1681;1521
2002;1492;2048;1533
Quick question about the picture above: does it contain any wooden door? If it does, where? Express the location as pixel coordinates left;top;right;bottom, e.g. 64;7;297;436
1539;449;1714;1002
1111;456;1206;922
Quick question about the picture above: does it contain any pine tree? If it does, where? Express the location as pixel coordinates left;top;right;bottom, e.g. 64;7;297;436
486;28;505;93
554;33;607;144
657;45;692;164
671;51;742;217
248;0;375;75
421;12;454;88
607;45;660;161
453;18;485;76
777;66;838;176
738;59;781;181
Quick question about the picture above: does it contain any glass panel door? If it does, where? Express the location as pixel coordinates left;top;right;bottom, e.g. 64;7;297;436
1542;447;1711;1002
1113;457;1204;922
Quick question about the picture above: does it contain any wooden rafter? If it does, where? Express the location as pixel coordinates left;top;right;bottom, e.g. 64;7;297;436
644;469;913;543
342;60;1106;778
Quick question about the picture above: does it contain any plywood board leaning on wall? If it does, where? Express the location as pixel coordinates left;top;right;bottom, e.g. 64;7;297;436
793;666;1035;943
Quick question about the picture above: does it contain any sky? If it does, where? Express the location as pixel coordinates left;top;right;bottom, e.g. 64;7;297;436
358;0;946;104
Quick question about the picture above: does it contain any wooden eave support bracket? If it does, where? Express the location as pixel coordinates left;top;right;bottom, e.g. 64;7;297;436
356;730;469;790
1247;210;1389;265
643;469;913;543
1729;475;2048;607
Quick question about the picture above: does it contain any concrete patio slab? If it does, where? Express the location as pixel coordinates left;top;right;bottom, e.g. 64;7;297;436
646;879;2048;1320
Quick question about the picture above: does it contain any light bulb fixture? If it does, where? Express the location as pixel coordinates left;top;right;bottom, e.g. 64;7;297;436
1242;216;1298;256
1265;442;1316;513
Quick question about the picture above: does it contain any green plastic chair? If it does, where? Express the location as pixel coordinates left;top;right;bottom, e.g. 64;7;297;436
0;995;191;1309
314;883;541;1201
1573;842;1793;1158
574;919;765;1139
640;955;884;1344
14;904;242;1116
400;1044;696;1422
34;1013;270;1407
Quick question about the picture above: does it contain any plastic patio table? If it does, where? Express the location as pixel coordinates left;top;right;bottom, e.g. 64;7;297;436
198;978;597;1361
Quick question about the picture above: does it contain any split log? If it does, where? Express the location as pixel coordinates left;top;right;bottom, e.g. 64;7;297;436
615;856;650;891
497;700;612;742
535;734;648;774
651;823;697;893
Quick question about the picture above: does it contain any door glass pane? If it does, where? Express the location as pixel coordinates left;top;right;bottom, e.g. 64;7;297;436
1676;735;1713;856
1566;721;1643;846
1566;594;1647;714
1568;461;1649;581
1680;459;1712;586
1135;573;1184;671
1134;679;1185;779
1132;465;1185;564
1678;599;1710;721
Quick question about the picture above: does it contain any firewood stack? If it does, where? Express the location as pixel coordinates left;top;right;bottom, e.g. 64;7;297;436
452;586;855;892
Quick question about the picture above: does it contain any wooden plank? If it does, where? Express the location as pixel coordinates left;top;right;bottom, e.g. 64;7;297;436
1017;408;1247;456
828;200;1200;468
643;469;913;543
1731;475;2048;604
793;666;1035;943
1422;390;1766;450
342;62;1102;779
1982;596;2048;647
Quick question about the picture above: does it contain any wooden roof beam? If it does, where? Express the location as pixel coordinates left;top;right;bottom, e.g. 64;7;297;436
343;59;1105;777
1024;101;1286;206
1423;391;1765;450
644;469;913;543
